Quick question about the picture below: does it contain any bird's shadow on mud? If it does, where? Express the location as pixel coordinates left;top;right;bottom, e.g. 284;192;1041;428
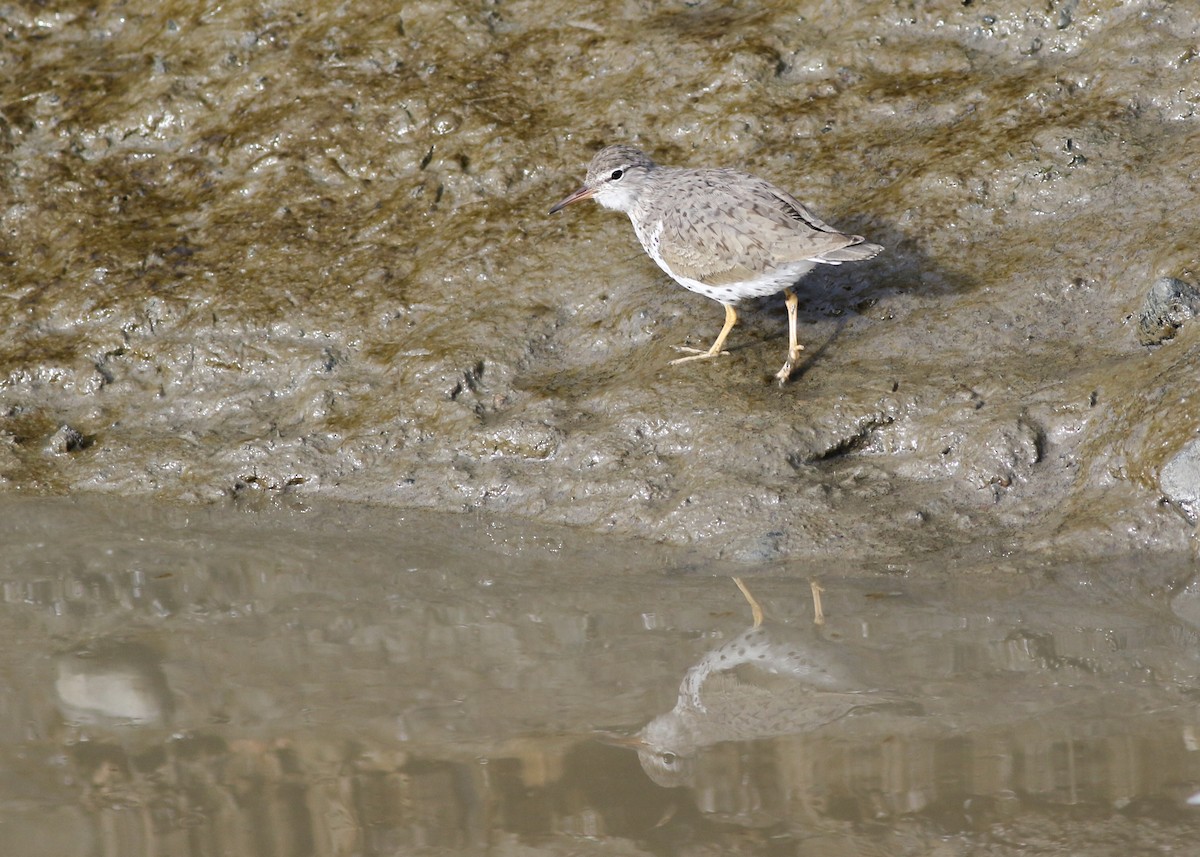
739;221;973;383
516;220;967;393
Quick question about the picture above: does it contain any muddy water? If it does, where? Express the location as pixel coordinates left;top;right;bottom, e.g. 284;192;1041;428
2;496;1199;856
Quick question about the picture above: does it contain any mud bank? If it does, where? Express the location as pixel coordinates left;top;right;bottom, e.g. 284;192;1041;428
2;0;1199;560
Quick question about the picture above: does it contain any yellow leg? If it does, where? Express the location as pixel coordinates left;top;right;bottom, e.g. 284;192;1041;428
732;576;764;628
670;303;738;365
810;579;825;626
774;288;805;385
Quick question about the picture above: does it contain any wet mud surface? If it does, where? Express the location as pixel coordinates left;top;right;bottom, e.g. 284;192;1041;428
4;496;1200;856
5;3;1200;848
1;0;1199;561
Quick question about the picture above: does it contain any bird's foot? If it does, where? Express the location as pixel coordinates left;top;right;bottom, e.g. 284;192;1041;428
669;346;729;365
774;344;806;386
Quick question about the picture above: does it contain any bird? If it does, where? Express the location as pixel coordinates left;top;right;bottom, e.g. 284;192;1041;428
549;144;883;384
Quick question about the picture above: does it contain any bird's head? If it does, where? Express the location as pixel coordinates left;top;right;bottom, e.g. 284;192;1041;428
549;145;657;215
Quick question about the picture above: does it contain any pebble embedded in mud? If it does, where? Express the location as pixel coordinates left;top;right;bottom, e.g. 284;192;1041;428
1138;277;1200;346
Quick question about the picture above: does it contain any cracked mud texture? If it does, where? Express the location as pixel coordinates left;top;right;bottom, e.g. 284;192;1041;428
2;0;1199;561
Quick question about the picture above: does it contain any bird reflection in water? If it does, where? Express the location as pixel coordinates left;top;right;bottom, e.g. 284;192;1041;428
604;578;917;788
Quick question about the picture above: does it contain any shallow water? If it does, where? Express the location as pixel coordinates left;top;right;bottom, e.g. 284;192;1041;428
3;496;1200;855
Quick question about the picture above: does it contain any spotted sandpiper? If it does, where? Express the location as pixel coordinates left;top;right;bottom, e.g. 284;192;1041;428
550;145;883;384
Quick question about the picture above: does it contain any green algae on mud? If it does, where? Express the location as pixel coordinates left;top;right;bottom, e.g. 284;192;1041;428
1;0;1199;561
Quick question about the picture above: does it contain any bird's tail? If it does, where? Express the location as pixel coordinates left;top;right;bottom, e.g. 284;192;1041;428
818;236;884;264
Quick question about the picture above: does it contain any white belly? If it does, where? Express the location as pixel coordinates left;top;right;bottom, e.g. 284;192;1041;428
630;214;816;305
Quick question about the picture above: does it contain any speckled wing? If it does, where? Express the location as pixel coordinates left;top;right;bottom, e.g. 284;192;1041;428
655;229;759;287
652;169;874;287
767;181;883;264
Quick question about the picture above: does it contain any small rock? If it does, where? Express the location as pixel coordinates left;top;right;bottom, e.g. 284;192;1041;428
44;424;91;455
1160;438;1200;523
1137;277;1200;345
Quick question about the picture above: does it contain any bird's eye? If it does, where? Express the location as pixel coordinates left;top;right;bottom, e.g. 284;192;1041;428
610;169;624;181
660;752;677;765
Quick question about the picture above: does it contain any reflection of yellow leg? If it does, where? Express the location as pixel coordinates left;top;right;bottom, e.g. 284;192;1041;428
774;289;805;385
670;303;737;364
810;580;825;626
732;577;764;628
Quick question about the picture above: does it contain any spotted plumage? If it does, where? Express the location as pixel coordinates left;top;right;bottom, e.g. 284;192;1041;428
550;144;883;384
